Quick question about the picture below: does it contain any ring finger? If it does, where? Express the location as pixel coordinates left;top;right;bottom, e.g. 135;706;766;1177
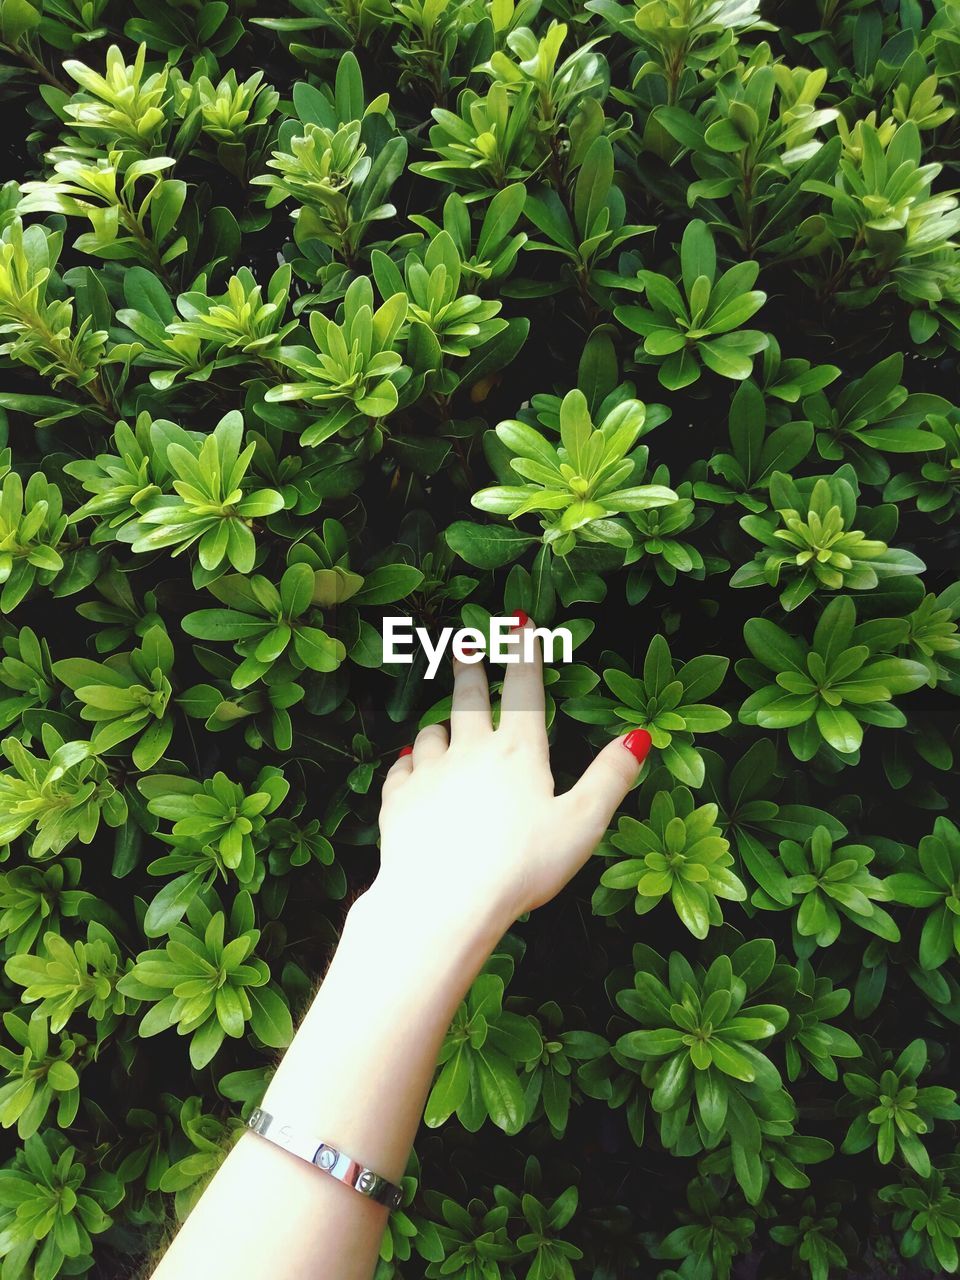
412;721;448;766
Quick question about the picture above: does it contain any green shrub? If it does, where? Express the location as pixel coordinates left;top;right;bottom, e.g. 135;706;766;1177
0;3;959;1279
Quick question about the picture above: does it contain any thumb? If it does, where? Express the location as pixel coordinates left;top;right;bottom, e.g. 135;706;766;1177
557;730;652;845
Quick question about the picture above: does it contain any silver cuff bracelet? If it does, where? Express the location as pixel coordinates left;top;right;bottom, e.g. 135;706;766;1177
246;1107;404;1210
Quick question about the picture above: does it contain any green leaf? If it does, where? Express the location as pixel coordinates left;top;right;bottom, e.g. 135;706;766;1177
46;1060;79;1091
680;219;716;297
709;1040;757;1082
476;1048;525;1133
446;521;535;568
660;740;705;788
574;135;613;236
743;618;807;674
351;565;424;604
815;705;863;754
426;1047;470;1125
293;627;344;672
919;907;955;970
184;1020;225;1075
1;0;42;45
617;1029;685;1057
247;987;294;1049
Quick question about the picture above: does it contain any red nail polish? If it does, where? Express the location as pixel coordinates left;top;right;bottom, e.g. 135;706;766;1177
459;645;480;657
398;745;413;757
622;729;652;762
511;610;530;628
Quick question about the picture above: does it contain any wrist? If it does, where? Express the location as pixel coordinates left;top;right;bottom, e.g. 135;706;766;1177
259;868;510;1186
353;870;513;968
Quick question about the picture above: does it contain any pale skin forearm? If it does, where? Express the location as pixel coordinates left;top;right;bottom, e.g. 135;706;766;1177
150;877;510;1280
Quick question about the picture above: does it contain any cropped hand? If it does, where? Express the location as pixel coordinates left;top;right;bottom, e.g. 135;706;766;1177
376;614;651;933
149;613;651;1280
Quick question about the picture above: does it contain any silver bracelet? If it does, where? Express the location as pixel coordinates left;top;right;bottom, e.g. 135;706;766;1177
246;1107;404;1210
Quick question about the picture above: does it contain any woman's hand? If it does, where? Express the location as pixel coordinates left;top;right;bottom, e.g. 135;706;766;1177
149;614;651;1280
375;614;651;934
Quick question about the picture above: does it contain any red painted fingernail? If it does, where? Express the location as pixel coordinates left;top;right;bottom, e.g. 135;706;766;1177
511;610;530;629
622;729;652;762
459;645;480;657
398;746;413;757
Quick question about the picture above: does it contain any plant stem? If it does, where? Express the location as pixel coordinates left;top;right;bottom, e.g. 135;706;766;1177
0;39;70;93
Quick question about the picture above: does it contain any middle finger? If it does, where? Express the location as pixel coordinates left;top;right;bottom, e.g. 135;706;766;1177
450;647;492;743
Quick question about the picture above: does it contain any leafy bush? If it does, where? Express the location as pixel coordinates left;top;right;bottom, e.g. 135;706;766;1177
1;3;959;1279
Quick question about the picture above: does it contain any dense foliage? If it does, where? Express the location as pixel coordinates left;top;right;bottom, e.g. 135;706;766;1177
1;1;960;1277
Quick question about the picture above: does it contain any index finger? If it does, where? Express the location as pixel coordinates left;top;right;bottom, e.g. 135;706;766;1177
498;612;546;746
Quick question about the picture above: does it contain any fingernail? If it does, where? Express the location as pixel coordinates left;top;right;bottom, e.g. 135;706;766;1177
459;645;481;657
511;610;530;629
398;745;413;757
622;729;652;762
